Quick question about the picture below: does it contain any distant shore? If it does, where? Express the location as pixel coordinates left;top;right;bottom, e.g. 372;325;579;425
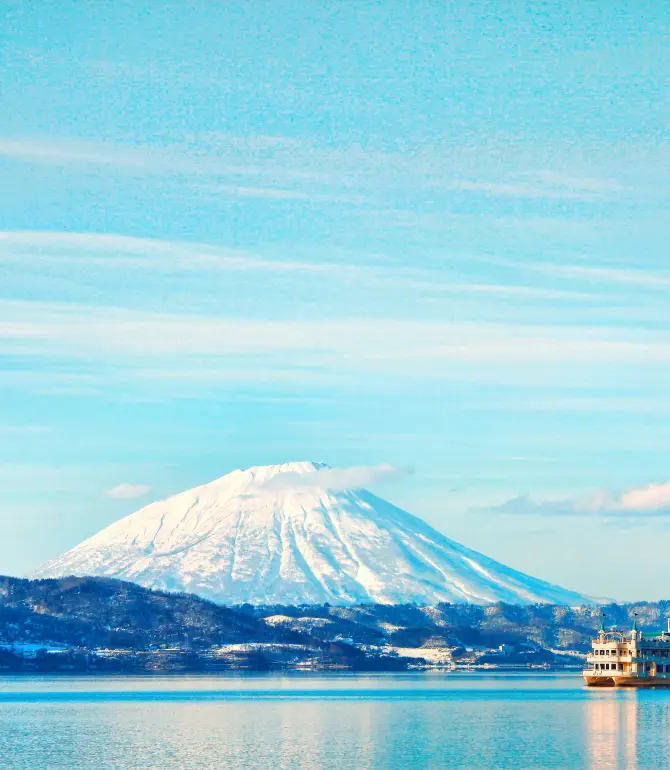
2;574;658;679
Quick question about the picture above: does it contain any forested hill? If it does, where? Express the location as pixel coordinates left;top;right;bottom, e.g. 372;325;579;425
1;574;668;657
0;575;300;650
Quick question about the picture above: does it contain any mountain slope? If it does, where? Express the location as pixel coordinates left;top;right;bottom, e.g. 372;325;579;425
33;461;591;606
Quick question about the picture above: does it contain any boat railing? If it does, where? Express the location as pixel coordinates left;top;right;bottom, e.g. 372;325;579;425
591;635;670;645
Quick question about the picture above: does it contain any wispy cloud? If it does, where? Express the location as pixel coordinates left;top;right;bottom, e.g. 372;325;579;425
0;230;353;274
194;183;369;205
3;298;670;367
3;294;670;399
0;136;324;184
258;464;412;492
0;425;51;435
484;481;670;519
535;263;670;290
0;133;408;193
0;138;155;168
0;135;632;205
105;483;152;500
529;171;622;194
451;171;621;201
0;230;596;302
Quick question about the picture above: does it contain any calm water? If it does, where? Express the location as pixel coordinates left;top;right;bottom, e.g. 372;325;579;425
0;671;667;769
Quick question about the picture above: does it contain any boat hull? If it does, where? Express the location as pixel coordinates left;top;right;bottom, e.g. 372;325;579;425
583;675;615;687
584;675;670;688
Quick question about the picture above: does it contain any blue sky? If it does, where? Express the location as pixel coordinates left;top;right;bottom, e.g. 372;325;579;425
2;1;670;600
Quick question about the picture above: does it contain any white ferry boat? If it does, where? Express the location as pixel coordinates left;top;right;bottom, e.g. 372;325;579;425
583;618;670;687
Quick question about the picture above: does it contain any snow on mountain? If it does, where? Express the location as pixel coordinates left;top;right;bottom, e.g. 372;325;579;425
33;461;591;606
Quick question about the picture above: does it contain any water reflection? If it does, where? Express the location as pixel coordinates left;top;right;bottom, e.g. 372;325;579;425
586;690;639;770
585;687;670;770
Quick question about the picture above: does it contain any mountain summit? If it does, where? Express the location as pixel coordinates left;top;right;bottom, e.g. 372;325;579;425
34;462;590;606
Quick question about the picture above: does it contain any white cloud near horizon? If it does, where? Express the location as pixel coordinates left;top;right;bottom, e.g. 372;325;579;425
486;481;670;519
105;483;152;500
258;463;412;492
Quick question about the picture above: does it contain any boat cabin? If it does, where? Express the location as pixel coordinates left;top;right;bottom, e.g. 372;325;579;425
583;618;670;687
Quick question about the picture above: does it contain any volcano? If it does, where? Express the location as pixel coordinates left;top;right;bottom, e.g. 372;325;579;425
34;461;590;606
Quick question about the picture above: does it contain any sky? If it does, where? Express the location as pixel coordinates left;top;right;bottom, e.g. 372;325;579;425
1;1;670;601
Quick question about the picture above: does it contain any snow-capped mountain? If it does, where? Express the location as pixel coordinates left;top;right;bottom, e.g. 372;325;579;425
33;461;590;606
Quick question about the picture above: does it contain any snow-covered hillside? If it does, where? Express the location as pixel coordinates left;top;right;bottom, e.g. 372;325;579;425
34;461;590;606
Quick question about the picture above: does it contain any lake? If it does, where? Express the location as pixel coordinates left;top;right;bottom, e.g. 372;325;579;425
0;671;666;769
